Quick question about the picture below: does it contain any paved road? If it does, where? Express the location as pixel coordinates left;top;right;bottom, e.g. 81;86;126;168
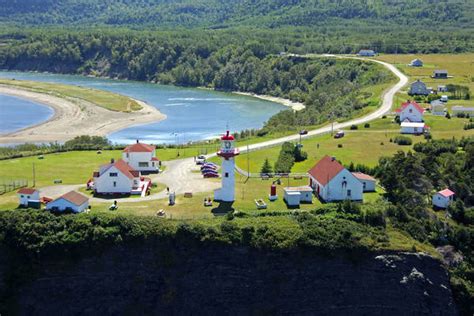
208;55;408;157
40;55;407;202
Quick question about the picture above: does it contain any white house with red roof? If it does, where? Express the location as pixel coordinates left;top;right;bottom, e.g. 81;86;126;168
46;191;89;213
395;101;424;123
351;172;376;192
92;159;150;196
17;188;40;207
308;156;363;202
122;140;159;173
432;189;455;209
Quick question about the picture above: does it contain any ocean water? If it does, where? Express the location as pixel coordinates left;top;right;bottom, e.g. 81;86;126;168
0;71;285;144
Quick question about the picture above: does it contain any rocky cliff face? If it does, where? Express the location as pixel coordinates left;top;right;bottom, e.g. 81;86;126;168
0;243;457;315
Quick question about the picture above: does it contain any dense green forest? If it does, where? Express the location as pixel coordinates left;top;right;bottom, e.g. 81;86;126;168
1;0;473;30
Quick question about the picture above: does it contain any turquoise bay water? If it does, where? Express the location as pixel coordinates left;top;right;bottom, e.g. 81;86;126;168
0;71;285;144
0;94;54;134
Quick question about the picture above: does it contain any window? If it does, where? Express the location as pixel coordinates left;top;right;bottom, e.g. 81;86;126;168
113;181;117;187
139;162;149;167
409;109;413;113
363;182;366;190
347;190;352;196
152;162;155;166
126;153;129;158
21;195;24;198
109;172;118;177
225;172;229;178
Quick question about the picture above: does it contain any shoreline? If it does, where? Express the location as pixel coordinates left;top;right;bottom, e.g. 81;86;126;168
0;85;166;144
233;92;305;111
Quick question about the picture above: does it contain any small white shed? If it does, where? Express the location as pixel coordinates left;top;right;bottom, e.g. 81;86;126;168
432;189;455;209
400;122;427;134
46;191;89;213
351;172;376;192
283;186;313;207
17;188;40;207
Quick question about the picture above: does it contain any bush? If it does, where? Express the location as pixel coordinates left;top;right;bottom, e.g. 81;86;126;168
393;136;412;145
338;144;343;148
350;124;358;130
260;158;273;174
364;123;370;128
382;115;387;119
446;112;451;119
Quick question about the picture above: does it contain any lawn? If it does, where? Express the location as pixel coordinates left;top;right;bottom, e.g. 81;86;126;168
375;53;474;111
0;78;142;112
235;114;473;174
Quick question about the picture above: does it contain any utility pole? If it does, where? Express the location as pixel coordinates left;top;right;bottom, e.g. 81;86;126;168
32;162;36;187
247;145;250;178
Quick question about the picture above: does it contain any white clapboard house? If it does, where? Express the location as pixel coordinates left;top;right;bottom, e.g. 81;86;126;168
122;140;159;173
46;191;89;213
93;159;151;196
308;156;363;202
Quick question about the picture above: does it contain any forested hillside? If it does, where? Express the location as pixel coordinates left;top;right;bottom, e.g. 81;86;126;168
1;0;473;29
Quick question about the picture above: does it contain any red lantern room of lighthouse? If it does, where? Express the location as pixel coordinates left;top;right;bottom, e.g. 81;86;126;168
214;131;240;202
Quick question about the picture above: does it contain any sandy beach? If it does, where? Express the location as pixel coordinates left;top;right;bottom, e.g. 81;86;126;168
0;85;166;144
234;92;305;111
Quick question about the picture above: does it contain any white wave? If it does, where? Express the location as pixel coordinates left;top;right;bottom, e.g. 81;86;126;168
168;97;237;102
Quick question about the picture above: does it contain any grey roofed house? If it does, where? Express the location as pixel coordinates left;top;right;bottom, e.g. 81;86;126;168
452;106;474;114
433;69;448;78
409;79;430;96
410;59;423;67
358;49;376;57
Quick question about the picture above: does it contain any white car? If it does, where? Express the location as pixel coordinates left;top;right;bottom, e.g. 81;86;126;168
196;155;206;165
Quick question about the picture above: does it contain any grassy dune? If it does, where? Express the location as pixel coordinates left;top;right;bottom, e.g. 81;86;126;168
0;78;142;112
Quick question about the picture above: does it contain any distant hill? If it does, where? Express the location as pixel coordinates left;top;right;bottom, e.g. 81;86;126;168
1;0;473;29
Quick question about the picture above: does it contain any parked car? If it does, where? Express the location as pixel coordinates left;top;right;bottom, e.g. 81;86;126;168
196;155;206;165
334;130;345;138
299;129;308;135
203;172;219;178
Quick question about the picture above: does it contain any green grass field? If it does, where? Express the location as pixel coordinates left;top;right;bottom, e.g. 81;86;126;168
0;78;142;112
376;53;474;110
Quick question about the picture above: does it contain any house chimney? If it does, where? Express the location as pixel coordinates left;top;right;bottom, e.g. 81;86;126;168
111;158;115;163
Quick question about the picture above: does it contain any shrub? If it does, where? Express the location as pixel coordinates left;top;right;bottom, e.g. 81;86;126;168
382;115;387;119
350;124;358;130
260;158;273;174
446;112;451;119
338;144;343;148
393;136;412;145
364;123;370;128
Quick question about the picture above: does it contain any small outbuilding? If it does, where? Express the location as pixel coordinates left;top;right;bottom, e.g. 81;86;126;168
400;122;428;134
438;85;448;92
46;191;89;213
358;49;376;57
410;59;423;67
351;172;376;192
17;188;40;208
408;80;430;96
433;70;448;79
283;186;313;207
432;189;455;209
452;106;474;116
431;100;446;116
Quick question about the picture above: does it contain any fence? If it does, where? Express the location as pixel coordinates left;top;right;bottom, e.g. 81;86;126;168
0;178;28;195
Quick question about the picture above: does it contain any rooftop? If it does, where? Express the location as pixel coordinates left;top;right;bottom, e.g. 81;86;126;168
59;191;89;206
308;156;345;186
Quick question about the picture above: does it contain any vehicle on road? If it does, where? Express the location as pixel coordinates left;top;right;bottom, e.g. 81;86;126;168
196;155;206;165
299;130;308;135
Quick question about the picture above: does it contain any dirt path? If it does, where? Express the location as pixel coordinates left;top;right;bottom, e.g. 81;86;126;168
0;85;166;144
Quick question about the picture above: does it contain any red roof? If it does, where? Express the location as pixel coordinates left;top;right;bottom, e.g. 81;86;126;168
98;159;139;179
352;172;376;181
221;131;234;141
123;142;155;153
60;191;89;206
151;157;160;161
308;156;345;186
395;101;424;114
17;188;38;195
438;188;455;198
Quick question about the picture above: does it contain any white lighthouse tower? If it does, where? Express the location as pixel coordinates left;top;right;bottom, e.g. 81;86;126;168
214;131;239;202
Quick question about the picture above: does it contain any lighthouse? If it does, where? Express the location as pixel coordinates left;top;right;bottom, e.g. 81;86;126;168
214;131;239;202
